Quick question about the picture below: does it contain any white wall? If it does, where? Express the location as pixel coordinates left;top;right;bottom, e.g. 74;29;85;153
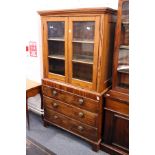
25;0;118;83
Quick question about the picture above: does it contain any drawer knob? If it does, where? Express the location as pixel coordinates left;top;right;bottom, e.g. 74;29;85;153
78;98;84;105
54;115;58;119
78;112;84;118
52;90;57;96
78;125;84;131
52;102;58;108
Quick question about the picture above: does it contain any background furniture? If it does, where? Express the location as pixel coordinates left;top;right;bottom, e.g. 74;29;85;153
101;0;129;154
38;7;116;151
26;79;43;129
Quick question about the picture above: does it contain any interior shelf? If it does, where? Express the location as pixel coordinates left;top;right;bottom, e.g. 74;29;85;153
120;45;129;49
48;55;65;60
48;37;64;41
117;65;129;74
72;39;94;44
72;58;93;65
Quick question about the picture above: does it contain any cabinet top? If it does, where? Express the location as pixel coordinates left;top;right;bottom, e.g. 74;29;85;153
38;7;117;16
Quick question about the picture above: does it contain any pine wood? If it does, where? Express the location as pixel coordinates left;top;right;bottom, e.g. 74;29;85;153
38;7;117;151
26;79;43;129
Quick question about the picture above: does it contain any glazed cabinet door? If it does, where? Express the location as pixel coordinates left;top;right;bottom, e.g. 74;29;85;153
68;17;100;90
113;0;129;93
42;17;68;82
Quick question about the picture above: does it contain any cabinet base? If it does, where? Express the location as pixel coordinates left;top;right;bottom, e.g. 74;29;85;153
91;140;101;152
100;143;128;155
43;119;101;152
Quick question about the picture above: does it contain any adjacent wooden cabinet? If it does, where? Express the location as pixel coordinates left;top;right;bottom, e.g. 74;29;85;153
101;0;129;154
38;7;116;151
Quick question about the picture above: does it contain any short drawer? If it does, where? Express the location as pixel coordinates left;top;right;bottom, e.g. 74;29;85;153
43;96;98;127
42;85;99;113
105;98;129;116
44;108;98;141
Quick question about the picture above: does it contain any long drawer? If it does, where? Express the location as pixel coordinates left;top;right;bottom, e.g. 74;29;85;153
42;85;99;113
44;108;98;141
43;96;98;127
105;98;129;116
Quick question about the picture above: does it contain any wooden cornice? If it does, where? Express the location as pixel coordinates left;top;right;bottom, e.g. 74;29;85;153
38;7;117;16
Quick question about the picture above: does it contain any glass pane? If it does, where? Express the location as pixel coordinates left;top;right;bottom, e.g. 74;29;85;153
73;22;95;41
117;0;129;89
48;40;64;58
73;42;94;63
48;22;64;39
48;59;65;75
122;1;129;24
73;62;92;82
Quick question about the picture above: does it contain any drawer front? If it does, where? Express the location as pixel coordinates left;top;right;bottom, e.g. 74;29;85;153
44;96;98;127
105;98;129;116
42;85;99;113
44;108;98;141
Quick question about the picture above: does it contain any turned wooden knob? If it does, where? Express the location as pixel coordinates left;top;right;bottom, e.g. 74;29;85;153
54;115;58;119
52;90;57;96
78;112;84;118
78;125;84;131
78;98;84;105
52;102;58;108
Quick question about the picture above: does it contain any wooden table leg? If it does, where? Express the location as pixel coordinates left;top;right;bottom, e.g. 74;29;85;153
26;99;30;130
40;88;44;121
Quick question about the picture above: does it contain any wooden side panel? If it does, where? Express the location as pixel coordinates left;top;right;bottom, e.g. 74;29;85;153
97;14;116;92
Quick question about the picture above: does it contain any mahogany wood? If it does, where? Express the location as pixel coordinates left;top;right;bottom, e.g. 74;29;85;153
39;8;116;92
44;108;98;141
38;7;117;152
42;85;99;113
101;0;129;154
43;96;98;127
112;0;129;94
101;90;129;154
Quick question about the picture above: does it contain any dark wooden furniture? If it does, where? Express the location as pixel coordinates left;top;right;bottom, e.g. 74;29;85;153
101;0;129;154
26;79;43;129
38;7;117;151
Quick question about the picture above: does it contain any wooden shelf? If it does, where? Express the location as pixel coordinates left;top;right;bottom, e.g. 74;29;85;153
48;55;65;60
73;39;94;44
72;58;93;65
48;37;64;41
120;45;129;49
117;65;129;74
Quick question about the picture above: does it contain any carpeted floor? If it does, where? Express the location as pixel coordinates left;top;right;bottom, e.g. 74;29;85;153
27;136;56;155
26;111;109;155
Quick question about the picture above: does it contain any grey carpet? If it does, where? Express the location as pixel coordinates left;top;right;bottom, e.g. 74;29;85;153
26;111;109;155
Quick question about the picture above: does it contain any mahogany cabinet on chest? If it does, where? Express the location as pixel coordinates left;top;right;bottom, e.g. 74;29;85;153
100;0;129;154
38;7;116;151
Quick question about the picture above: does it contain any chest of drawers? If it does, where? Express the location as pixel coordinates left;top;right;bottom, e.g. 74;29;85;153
42;79;105;151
